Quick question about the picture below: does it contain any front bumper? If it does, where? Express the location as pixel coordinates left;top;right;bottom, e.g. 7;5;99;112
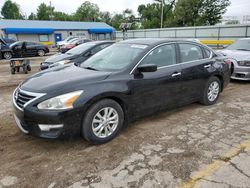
231;66;250;80
13;103;83;139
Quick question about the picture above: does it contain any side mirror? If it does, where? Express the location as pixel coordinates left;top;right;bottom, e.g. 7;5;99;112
84;51;93;57
137;64;157;73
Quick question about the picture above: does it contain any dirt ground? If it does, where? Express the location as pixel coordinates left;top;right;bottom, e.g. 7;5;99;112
0;54;250;188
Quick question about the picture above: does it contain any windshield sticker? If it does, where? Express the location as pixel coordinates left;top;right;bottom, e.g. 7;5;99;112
131;44;148;49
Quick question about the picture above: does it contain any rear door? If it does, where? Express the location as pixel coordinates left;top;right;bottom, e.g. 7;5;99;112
25;42;37;56
177;42;215;102
130;43;184;117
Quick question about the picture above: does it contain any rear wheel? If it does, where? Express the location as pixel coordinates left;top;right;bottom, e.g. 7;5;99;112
200;77;221;105
37;50;45;56
82;99;124;144
3;52;12;59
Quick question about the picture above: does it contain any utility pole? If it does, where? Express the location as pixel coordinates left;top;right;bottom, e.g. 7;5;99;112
161;0;164;28
49;1;53;21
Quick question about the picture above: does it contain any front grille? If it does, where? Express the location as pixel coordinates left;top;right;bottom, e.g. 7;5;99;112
15;89;36;109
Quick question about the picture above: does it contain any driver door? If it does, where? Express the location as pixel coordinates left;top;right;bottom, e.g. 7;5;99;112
129;43;184;118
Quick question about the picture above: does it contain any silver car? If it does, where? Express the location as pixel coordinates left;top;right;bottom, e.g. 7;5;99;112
221;38;250;80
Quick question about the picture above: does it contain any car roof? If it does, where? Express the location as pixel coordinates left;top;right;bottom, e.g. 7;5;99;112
119;38;200;46
87;41;114;45
238;38;250;40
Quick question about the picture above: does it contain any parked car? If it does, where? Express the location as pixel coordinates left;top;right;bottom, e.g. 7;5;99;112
220;38;250;80
40;41;114;70
60;39;92;53
0;38;16;59
13;39;230;144
1;38;16;45
56;36;77;48
6;41;49;59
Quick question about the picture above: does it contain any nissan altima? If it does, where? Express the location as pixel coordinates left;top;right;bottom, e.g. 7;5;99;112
13;39;231;144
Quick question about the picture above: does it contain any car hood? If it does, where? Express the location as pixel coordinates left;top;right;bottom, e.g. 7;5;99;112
20;64;111;93
44;53;77;63
220;50;250;61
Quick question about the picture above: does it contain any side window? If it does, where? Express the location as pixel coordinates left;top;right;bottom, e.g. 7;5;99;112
204;48;212;58
141;44;176;68
91;44;108;54
179;43;203;63
99;44;111;49
26;42;34;46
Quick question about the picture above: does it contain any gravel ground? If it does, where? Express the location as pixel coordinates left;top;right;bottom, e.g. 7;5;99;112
0;54;250;188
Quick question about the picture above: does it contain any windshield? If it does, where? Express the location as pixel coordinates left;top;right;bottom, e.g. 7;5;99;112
10;41;22;48
226;39;250;51
80;43;147;71
66;42;96;55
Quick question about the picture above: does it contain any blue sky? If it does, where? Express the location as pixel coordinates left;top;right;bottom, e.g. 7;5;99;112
0;0;249;18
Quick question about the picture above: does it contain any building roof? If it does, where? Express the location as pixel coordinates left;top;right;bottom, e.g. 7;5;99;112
0;19;114;31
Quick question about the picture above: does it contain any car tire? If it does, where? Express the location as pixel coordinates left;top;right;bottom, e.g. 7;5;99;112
82;99;124;144
3;52;12;59
200;76;221;105
37;50;45;57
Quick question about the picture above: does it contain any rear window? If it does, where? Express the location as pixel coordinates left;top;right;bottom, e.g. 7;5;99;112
179;43;203;63
204;48;212;58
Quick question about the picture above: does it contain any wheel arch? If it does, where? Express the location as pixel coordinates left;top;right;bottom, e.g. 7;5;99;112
81;94;129;124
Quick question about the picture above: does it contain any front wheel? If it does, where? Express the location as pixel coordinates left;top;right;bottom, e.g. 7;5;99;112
82;99;124;144
3;52;12;59
200;77;221;105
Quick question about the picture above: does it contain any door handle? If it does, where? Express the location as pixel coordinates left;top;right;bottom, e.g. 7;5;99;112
172;72;182;77
204;64;211;68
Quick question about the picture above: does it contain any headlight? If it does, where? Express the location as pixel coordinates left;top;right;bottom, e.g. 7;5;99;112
238;61;250;66
37;90;83;110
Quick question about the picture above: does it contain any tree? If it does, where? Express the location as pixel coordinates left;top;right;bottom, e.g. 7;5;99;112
99;11;112;25
110;13;124;30
1;0;23;19
36;3;54;20
198;0;230;25
53;11;73;21
74;1;100;21
28;12;36;20
173;0;202;26
173;0;230;26
138;1;175;29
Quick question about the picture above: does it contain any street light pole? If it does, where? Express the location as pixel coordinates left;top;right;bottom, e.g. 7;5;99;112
161;0;164;28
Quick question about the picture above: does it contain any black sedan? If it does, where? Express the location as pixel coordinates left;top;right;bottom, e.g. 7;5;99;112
5;41;49;59
40;41;114;70
13;39;230;144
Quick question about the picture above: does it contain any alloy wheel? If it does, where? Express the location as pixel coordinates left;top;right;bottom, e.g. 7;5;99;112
38;50;45;56
207;81;220;102
92;107;119;138
4;52;12;59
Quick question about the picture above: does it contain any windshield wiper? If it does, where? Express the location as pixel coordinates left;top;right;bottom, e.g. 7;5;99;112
83;66;99;71
236;49;250;51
